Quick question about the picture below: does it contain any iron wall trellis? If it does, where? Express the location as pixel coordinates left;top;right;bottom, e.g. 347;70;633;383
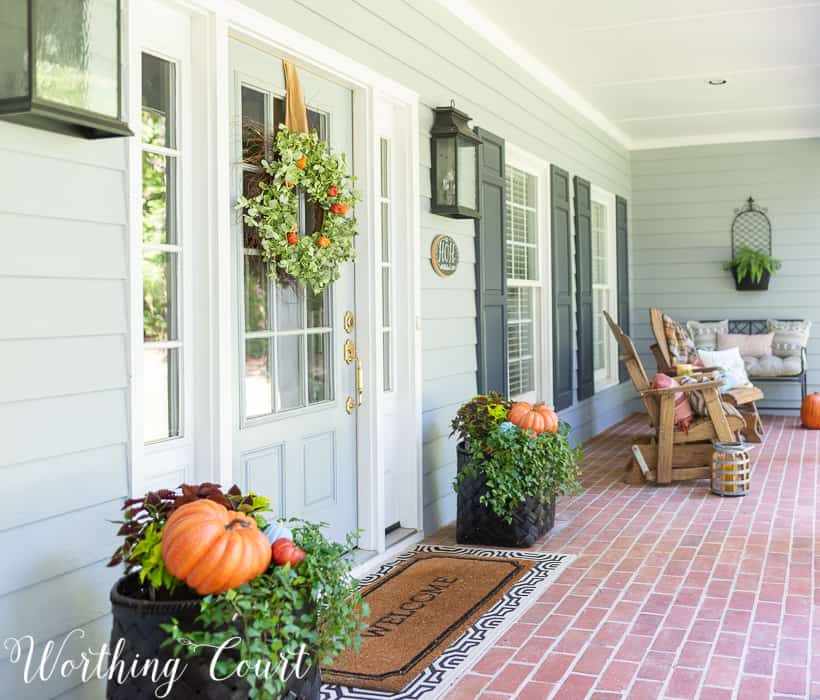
731;196;772;257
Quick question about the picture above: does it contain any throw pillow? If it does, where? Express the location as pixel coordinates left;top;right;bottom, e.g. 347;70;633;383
698;347;752;388
663;314;700;365
767;319;811;358
686;319;728;351
717;332;774;357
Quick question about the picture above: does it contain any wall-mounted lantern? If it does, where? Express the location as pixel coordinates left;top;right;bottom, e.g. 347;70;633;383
0;0;131;138
430;102;481;219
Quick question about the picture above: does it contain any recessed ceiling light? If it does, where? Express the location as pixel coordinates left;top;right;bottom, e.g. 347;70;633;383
707;79;728;86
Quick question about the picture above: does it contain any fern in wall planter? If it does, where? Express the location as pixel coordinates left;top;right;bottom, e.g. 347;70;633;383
722;245;782;291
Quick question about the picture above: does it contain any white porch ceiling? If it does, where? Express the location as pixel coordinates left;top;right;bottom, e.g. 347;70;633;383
444;1;820;148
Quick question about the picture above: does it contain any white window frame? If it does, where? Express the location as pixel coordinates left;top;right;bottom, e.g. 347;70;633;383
590;184;619;393
378;136;395;394
128;0;196;497
504;143;552;405
141;52;184;445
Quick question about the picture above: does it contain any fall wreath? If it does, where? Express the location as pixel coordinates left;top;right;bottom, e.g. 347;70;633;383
238;126;360;291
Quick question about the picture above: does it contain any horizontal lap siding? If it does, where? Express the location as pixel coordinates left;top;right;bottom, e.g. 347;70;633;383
632;139;820;409
250;0;633;531
0;121;129;698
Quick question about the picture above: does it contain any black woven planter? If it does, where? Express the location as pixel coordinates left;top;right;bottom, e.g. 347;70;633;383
107;574;321;700
732;268;770;291
455;442;555;548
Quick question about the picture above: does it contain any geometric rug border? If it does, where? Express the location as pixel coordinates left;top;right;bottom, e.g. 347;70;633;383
320;544;575;699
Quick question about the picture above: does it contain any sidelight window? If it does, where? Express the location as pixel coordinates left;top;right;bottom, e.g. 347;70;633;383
141;53;182;443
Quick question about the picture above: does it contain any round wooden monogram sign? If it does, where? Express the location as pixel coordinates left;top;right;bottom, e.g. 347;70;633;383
431;234;459;277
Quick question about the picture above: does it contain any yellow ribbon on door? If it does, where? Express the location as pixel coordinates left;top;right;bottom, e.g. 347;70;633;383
283;59;308;134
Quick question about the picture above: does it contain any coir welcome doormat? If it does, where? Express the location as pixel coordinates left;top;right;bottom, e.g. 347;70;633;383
322;545;572;699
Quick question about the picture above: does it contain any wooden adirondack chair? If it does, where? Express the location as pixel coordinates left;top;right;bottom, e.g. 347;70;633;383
603;311;745;485
649;307;764;442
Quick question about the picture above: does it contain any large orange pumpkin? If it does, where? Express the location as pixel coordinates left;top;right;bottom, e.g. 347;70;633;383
507;402;559;435
161;500;272;595
801;393;820;429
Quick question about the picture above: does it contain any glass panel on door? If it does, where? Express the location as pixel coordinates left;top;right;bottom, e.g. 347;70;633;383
239;86;335;421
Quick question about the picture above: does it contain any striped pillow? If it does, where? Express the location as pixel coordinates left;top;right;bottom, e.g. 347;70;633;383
767;319;811;358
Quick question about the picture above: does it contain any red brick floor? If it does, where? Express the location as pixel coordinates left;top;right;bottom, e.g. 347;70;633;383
433;413;818;699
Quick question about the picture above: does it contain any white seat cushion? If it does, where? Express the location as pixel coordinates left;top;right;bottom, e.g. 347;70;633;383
744;354;802;377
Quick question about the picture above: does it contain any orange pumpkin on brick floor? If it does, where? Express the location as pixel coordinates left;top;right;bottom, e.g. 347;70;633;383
507;401;559;435
161;499;272;595
801;393;820;429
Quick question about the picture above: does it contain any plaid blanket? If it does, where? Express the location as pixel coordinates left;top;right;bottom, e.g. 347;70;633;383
679;374;743;421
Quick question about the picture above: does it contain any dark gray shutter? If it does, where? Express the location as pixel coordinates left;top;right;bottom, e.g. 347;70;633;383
550;165;573;411
474;128;507;395
616;195;630;383
574;176;594;402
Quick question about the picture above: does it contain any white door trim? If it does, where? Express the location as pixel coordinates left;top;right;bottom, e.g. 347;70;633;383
128;0;423;553
126;0;198;496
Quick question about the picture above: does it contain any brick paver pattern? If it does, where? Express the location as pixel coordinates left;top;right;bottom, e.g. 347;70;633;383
430;414;817;699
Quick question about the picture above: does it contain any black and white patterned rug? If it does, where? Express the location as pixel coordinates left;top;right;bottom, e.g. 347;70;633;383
321;544;573;700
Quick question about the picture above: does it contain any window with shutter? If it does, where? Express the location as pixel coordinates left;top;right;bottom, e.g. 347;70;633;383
474;128;508;395
550;165;573;411
590;187;619;391
616;195;630;383
504;165;540;401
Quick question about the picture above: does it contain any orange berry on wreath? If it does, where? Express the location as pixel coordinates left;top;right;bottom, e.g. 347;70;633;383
328;185;338;197
296;155;307;169
287;232;299;245
317;236;330;248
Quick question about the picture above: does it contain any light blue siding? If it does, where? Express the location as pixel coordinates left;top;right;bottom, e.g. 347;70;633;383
0;121;129;698
631;138;820;409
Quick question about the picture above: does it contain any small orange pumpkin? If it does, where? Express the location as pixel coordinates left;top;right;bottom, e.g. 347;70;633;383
801;393;820;429
507;401;559;435
161;500;272;595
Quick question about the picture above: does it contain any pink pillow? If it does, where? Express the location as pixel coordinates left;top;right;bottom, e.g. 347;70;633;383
651;374;693;431
717;332;773;358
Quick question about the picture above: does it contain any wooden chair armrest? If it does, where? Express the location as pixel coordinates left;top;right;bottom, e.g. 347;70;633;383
643;380;723;396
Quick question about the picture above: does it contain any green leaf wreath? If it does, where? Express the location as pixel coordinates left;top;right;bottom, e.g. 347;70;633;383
238;126;361;291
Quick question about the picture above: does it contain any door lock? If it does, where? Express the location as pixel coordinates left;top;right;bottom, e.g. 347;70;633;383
343;339;355;364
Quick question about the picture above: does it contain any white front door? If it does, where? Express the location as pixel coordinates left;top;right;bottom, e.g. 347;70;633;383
230;40;357;543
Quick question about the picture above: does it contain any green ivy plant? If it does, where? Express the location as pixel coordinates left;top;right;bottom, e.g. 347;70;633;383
238;127;361;292
450;396;583;524
163;522;368;699
722;244;782;284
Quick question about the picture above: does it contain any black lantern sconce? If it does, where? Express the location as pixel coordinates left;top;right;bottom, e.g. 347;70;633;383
0;0;131;138
430;101;481;219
